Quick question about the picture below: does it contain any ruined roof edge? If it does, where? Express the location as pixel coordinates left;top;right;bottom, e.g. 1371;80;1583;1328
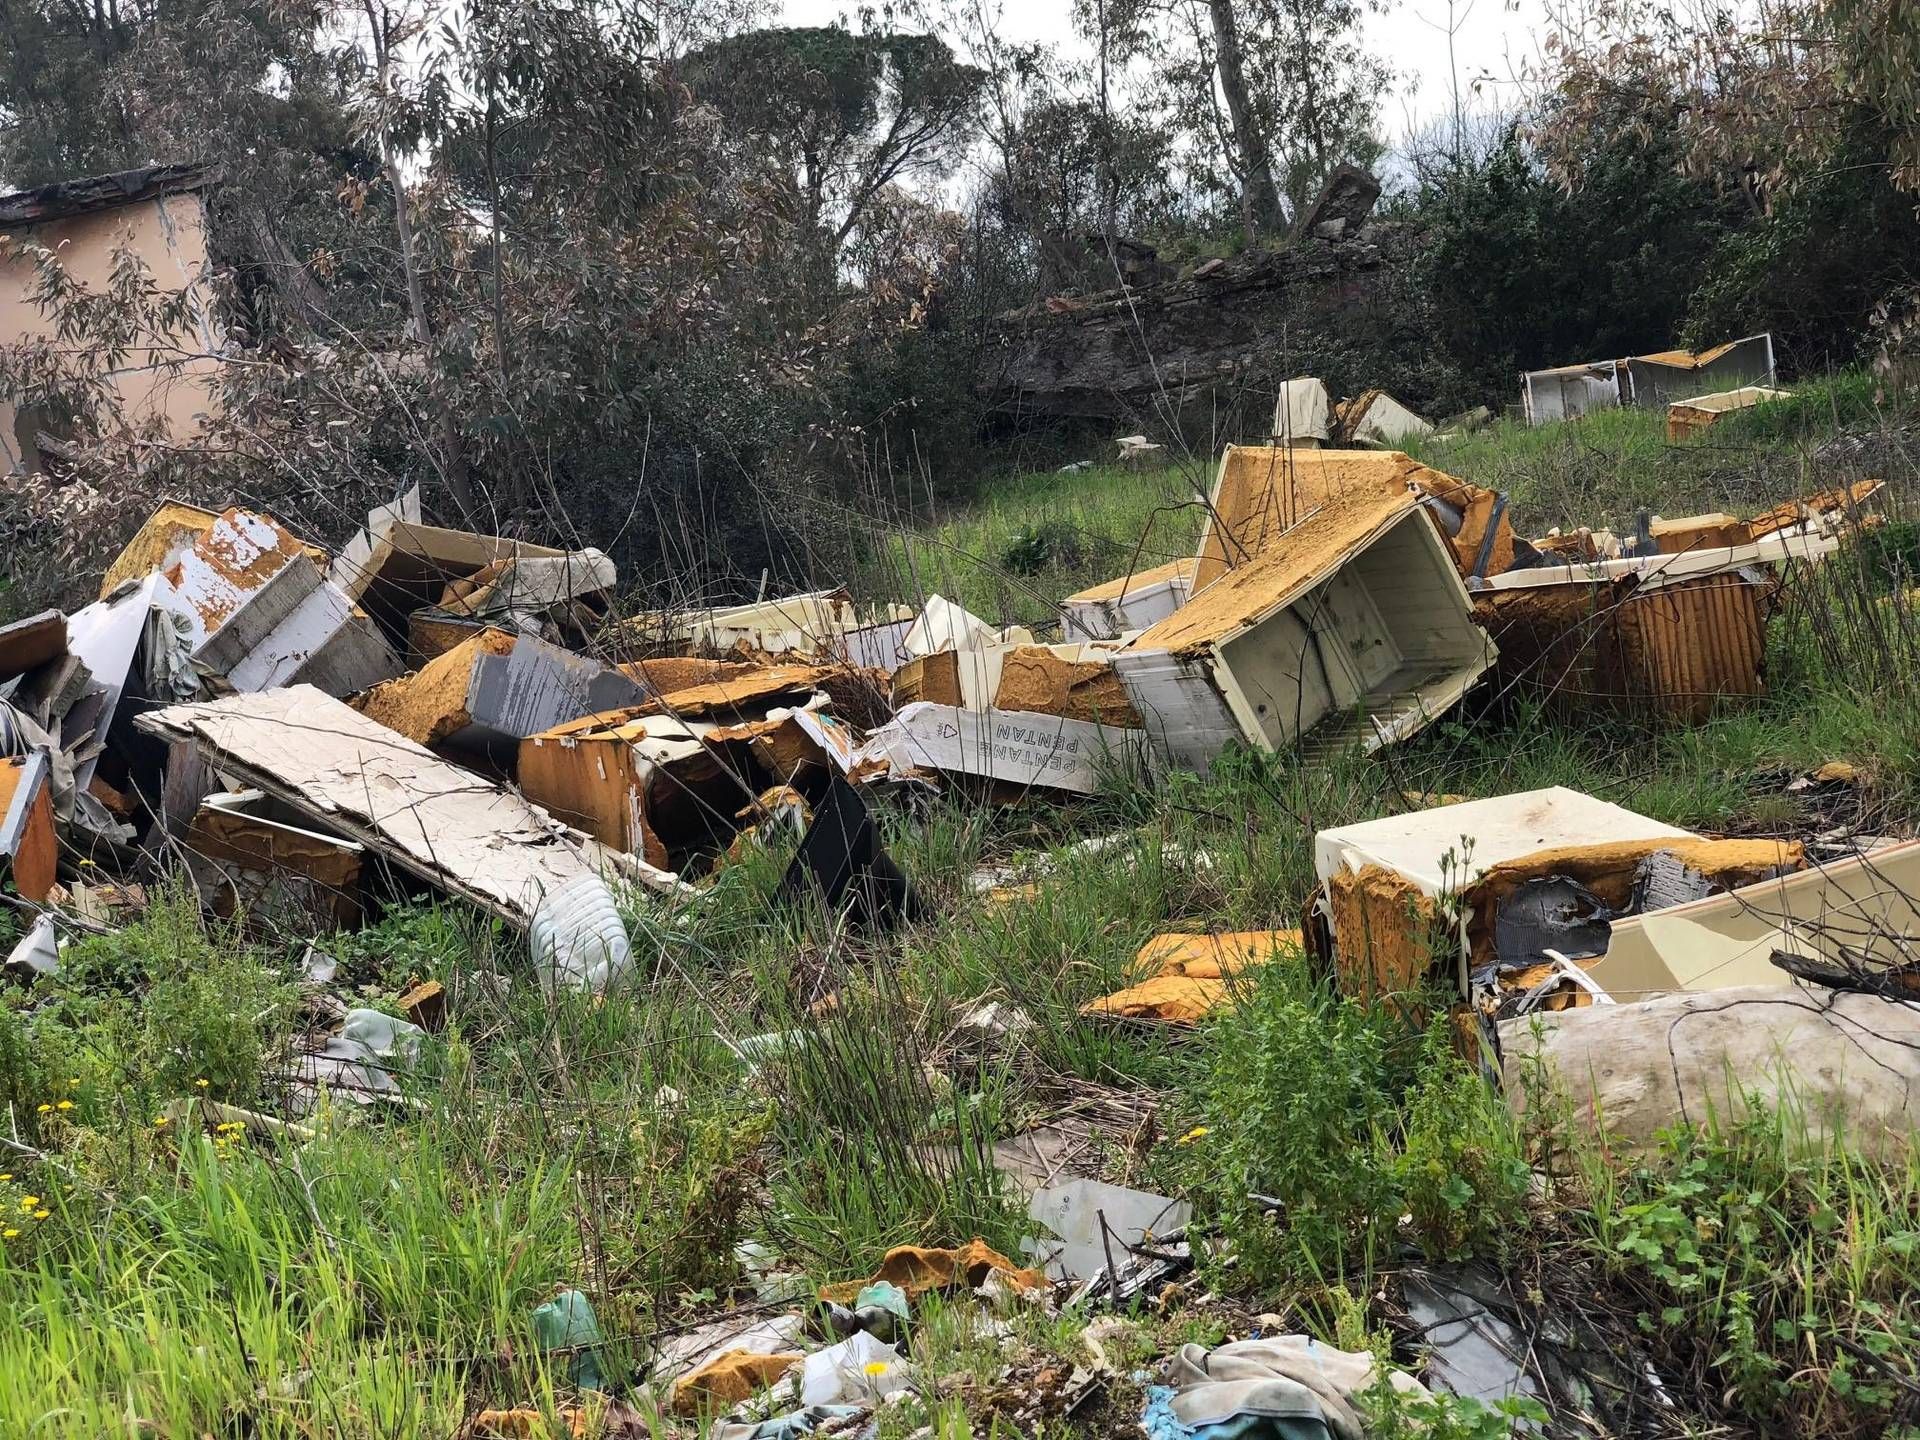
0;162;220;230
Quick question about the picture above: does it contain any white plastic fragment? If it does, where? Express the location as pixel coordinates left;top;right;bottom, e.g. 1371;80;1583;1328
5;914;60;976
530;872;634;992
798;1331;913;1406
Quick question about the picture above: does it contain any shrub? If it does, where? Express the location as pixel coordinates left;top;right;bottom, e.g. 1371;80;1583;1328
1188;959;1414;1276
999;518;1089;576
53;896;297;1107
1394;1028;1532;1261
1575;1101;1920;1435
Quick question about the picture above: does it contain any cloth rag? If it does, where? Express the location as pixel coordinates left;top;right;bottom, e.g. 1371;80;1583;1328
1160;1336;1430;1440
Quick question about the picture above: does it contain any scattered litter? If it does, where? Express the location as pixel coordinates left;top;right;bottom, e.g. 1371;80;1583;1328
1403;1269;1546;1414
518;668;861;875
0;750;58;901
184;787;364;930
532;1289;606;1391
396;978;445;1029
1115;434;1165;467
4;914;61;977
291;1007;426;1111
1795;759;1859;789
1273;377;1332;447
0;610;66;683
1061;558;1196;641
334;506;612;648
670;1351;803;1415
1082;930;1298;1025
165;1096;316;1144
650;1313;809;1386
138;686;613;925
777;773;920;929
1522;333;1775;424
818;1239;1044;1303
1587;836;1920;998
1309;787;1801;1001
1398;1264;1628;1422
352;629;642;753
897;640;1141;727
54;878;148;927
1333;388;1433;447
300;944;338;983
844;1280;910;1345
855;702;1144;795
710;1405;866;1440
1118;449;1494;772
902;594;1030;659
732;1244;812;1305
956;1000;1034;1039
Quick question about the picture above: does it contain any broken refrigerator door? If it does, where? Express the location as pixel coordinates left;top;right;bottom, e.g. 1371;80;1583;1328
1214;517;1492;756
1117;500;1495;773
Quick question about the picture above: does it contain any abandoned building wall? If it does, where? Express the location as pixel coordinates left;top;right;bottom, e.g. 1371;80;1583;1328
0;184;222;473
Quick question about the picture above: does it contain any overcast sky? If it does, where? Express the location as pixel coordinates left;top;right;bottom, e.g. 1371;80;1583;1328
777;0;1547;140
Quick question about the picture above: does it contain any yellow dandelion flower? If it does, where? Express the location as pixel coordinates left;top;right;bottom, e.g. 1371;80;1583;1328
153;1116;170;1127
68;1079;80;1087
31;1210;47;1220
19;1197;37;1210
194;1079;210;1089
0;1173;11;1182
1176;1126;1211;1145
55;1100;73;1112
34;1104;49;1114
863;1361;891;1377
1;1229;16;1239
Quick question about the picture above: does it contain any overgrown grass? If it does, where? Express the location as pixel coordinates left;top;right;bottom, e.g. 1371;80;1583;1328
6;374;1920;1435
1406;367;1911;534
855;368;1911;635
855;459;1210;628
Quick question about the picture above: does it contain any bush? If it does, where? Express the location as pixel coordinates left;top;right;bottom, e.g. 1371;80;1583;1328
1394;1028;1532;1261
1852;519;1920;589
1188;959;1415;1276
320;903;493;995
1574;1104;1920;1434
999;518;1089;576
1415;117;1735;404
48;896;298;1108
1185;960;1531;1282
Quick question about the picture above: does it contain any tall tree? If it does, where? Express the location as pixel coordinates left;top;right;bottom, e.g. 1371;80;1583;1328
1206;0;1284;235
678;25;983;276
0;0;392;334
1093;0;1389;242
957;0;1180;290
